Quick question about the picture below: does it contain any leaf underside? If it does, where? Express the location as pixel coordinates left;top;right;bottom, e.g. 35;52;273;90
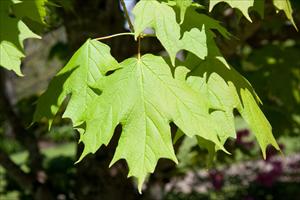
71;53;227;191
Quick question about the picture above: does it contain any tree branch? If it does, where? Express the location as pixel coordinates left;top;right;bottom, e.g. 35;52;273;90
120;0;134;32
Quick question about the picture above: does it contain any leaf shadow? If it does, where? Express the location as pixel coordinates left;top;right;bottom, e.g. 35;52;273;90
33;67;78;123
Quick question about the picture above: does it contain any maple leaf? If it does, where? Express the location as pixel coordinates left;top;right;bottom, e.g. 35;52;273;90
78;54;226;191
29;0;284;193
133;0;182;65
133;1;220;64
34;39;120;127
0;0;40;75
133;1;232;65
175;8;280;161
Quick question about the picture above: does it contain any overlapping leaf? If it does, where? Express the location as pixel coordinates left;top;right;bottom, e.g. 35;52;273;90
0;0;40;75
209;0;254;21
209;0;297;29
133;1;232;65
133;0;182;64
181;53;280;159
174;4;279;160
179;5;231;61
133;0;210;64
34;39;120;127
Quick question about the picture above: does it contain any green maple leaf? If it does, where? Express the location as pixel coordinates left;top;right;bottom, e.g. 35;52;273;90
133;0;182;65
12;0;48;24
0;0;40;75
78;54;227;191
182;53;280;159
133;1;213;64
133;1;231;65
209;0;255;22
34;39;120;127
273;0;298;30
176;13;279;161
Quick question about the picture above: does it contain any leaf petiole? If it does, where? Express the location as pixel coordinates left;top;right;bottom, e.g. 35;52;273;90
95;32;135;40
94;32;156;41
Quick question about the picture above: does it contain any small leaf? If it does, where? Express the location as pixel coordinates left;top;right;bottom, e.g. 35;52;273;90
133;0;182;65
134;2;226;64
183;53;280;159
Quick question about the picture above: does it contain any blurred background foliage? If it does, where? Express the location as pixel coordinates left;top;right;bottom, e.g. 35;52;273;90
0;0;300;200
